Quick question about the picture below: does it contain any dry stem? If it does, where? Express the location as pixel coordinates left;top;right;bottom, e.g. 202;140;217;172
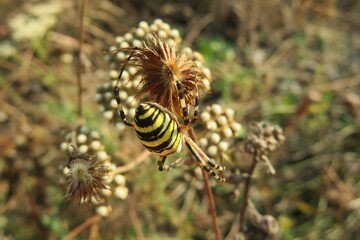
111;150;151;175
189;128;221;240
76;0;88;124
129;202;146;240
63;215;101;240
239;158;258;233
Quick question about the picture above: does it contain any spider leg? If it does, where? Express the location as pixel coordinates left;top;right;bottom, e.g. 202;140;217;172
117;47;138;80
175;80;200;133
113;48;139;127
114;84;133;127
184;136;226;182
175;80;189;124
190;91;199;126
157;156;182;171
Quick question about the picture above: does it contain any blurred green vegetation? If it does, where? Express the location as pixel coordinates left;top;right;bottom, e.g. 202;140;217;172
0;0;359;239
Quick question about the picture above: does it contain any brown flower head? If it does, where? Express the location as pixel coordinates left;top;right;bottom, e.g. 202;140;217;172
65;148;109;206
129;33;210;116
244;121;285;174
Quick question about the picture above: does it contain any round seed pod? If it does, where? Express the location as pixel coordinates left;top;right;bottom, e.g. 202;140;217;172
96;205;112;217
216;115;228;126
211;104;222;116
200;111;211;122
210;133;221;144
90;140;102;151
219;141;229;152
114;174;126;185
101;187;112;197
115;186;129;200
207;145;218;157
77;134;87;144
78;144;89;154
60;126;111;161
199;138;208;148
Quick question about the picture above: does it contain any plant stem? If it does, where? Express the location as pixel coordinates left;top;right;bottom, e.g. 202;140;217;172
64;215;101;240
112;150;150;175
189;128;221;240
77;0;88;124
239;158;258;233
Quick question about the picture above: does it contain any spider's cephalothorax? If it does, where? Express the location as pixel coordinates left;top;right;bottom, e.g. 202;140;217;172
114;88;226;182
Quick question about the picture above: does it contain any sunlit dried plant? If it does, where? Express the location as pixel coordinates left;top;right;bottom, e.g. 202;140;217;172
99;20;211;131
65;147;109;206
104;25;223;238
238;121;285;236
244;121;285;173
137;34;208;114
115;33;210;116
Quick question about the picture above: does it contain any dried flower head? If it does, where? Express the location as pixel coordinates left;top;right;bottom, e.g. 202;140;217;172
244;121;285;174
60;126;129;214
244;121;285;155
133;34;209;115
65;148;109;205
101;20;211;129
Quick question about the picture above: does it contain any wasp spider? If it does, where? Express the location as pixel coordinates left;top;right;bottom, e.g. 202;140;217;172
113;57;226;182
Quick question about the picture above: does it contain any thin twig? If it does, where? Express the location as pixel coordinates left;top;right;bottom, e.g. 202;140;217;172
63;215;101;240
49;32;93;52
189;128;221;240
129;202;146;240
77;0;88;124
202;168;222;240
88;220;99;240
183;14;214;47
111;150;151;175
239;158;258;233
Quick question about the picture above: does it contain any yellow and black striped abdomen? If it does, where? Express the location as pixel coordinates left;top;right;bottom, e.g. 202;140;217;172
133;102;183;156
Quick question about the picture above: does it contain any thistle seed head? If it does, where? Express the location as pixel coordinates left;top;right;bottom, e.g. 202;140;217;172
244;121;285;174
65;149;109;206
244;121;285;157
132;34;209;116
101;20;211;125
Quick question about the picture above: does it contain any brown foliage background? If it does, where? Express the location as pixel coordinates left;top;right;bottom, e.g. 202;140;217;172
0;0;359;239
